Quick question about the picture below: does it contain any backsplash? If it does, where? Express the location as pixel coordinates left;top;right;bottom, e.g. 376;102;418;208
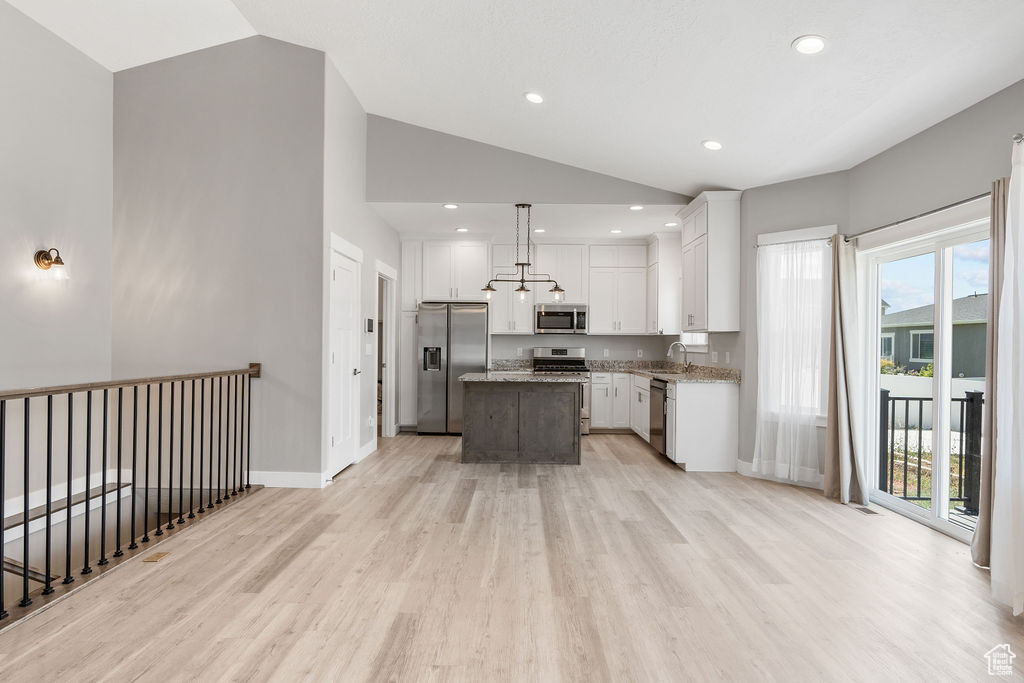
489;358;741;382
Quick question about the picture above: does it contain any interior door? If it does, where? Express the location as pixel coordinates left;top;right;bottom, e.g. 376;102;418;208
616;268;647;333
329;250;360;476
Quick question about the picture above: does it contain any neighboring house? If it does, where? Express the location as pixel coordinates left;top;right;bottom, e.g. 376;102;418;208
881;293;987;378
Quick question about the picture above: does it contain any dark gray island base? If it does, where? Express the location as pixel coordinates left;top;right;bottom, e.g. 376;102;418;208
459;373;584;465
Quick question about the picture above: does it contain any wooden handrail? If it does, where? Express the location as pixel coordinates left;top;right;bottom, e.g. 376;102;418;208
0;363;261;401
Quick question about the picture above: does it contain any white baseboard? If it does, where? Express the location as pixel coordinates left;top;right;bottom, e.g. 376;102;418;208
736;459;824;490
249;470;327;489
356;439;377;463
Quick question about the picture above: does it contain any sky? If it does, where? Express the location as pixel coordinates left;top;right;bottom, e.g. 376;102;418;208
880;239;990;314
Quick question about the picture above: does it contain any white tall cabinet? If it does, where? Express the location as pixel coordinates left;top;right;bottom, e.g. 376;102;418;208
588;245;647;334
646;232;681;335
422;241;490;301
678;191;741;333
490;244;534;334
533;244;588;304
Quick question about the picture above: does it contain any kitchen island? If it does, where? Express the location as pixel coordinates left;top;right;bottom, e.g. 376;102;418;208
457;372;587;465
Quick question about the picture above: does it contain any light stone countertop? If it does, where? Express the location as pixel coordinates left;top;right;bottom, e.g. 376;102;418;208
619;369;741;385
458;372;589;383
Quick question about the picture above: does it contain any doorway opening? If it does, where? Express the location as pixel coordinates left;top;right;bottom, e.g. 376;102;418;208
864;209;990;541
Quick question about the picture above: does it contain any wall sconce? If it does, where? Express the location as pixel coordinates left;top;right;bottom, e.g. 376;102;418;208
34;248;67;280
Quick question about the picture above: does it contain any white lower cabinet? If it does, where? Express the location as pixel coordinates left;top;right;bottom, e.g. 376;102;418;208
630;374;651;442
665;382;738;471
591;372;633;429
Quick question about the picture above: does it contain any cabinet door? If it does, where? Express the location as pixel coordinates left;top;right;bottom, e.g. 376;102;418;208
590;382;612;428
551;245;587;305
489;286;511;333
510;287;534;333
588;268;617;333
692;236;708;330
618;245;648;268
665;396;676;460
399;310;418;425
692;204;708;240
453;243;489;300
638;390;650;441
532;244;556;304
630;387;643;434
681;242;696;330
616;268;647;334
647;264;659;333
612;374;631;428
589;245;618;268
422;242;454;299
401;241;422;311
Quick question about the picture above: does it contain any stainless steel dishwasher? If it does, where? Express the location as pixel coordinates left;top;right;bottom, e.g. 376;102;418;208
649;378;667;455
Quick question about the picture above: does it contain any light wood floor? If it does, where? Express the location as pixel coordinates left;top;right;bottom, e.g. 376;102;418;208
1;434;1021;681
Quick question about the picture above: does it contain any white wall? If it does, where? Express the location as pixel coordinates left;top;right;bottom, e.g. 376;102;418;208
0;2;112;390
323;60;402;459
113;37;327;477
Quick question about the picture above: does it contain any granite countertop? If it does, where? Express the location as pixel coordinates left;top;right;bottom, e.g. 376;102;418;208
489;359;741;384
458;371;589;383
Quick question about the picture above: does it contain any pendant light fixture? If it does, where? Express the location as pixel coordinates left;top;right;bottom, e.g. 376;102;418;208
482;204;564;301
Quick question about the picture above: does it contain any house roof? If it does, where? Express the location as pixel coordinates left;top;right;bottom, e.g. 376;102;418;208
881;293;987;327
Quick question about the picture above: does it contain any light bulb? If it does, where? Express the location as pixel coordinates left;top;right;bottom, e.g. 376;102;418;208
519;290;526;302
485;290;492;300
553;291;562;301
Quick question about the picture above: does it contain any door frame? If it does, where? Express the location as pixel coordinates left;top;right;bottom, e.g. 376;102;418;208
375;260;399;438
325;233;363;483
856;200;989;543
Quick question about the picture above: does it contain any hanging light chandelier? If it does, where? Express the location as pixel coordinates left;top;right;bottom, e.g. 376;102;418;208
482;203;564;302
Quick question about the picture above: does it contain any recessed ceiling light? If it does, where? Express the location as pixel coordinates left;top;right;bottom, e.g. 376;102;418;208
443;203;459;209
702;140;723;151
629;205;644;211
455;227;469;233
792;35;826;55
664;221;679;227
534;228;545;233
610;229;622;234
524;92;544;104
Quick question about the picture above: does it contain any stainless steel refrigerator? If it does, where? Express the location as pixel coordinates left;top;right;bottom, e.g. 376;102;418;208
417;302;488;434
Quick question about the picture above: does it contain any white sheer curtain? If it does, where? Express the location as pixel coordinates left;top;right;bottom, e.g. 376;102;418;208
753;239;831;486
991;140;1024;614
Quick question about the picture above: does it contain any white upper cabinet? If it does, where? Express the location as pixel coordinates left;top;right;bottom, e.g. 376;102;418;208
589;244;647;269
401;240;423;311
421;241;490;301
646;232;681;335
534;244;588;304
588;267;618;334
588;266;646;334
489;244;534;334
678;191;741;332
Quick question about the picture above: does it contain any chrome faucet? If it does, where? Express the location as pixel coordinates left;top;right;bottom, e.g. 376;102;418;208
667;341;691;371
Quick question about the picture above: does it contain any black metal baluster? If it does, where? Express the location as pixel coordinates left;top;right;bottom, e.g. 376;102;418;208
245;372;251;490
903;400;909;500
916;400;923;500
959;400;966;498
114;388;124;557
129;387;139;549
21;397;30;607
165;382;174;530
188;379;196;518
208;377;214;510
98;389;109;567
0;400;7;619
198;379;206;514
43;395;54;595
232;375;238;496
82;391;92;575
64;393;74;583
216;376;223;505
142;385;151;543
889;399;895;494
178;380;185;524
157;383;165;536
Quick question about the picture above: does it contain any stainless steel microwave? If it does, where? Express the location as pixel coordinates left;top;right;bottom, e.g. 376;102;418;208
535;304;588;334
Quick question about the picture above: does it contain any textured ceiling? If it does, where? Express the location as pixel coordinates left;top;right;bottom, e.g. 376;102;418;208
10;0;1024;195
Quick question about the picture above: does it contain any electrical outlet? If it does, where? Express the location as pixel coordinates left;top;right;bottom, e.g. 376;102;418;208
603;349;609;357
637;349;643;358
711;351;718;363
725;351;731;364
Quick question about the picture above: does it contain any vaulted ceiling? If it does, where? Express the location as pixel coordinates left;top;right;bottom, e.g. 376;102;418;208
9;0;1024;195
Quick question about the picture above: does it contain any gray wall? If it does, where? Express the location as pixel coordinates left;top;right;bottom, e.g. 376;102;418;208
367;115;690;205
324;61;402;452
490;334;676;363
0;2;113;390
113;37;327;476
735;78;1024;464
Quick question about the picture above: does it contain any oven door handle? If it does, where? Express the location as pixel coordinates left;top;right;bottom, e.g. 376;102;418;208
571;310;578;333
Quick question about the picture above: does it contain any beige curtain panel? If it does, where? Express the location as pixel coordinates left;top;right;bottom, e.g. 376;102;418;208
972;178;1008;568
825;237;869;504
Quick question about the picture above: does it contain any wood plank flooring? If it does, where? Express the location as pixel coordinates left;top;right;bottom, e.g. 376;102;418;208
0;433;1021;681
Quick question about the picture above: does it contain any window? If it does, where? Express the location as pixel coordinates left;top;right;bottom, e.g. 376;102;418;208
880;333;894;361
910;330;934;362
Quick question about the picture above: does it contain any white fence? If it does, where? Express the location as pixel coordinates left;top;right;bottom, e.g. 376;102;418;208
880;375;984;430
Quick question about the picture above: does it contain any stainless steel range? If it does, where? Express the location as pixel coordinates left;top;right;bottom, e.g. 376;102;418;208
532;347;590;434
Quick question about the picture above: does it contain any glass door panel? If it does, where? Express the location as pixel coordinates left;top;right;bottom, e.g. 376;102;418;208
879;252;935;512
946;239;990;530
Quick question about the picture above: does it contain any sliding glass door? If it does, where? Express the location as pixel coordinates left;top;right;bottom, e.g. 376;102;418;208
870;227;989;539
